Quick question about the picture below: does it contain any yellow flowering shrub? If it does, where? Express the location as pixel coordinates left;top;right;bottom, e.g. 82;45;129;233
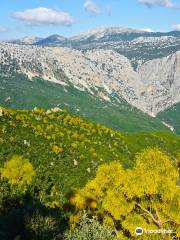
52;145;63;154
70;148;180;239
0;155;35;191
69;213;81;230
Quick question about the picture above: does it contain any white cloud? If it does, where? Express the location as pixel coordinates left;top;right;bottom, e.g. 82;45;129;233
138;0;180;8
0;26;8;32
84;0;101;15
13;7;74;26
172;24;180;30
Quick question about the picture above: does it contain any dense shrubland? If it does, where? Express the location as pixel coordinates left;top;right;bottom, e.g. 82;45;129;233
0;106;179;239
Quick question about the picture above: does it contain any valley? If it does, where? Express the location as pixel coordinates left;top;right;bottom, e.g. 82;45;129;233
1;28;180;134
0;26;180;240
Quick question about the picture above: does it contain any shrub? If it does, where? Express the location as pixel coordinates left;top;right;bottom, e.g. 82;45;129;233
64;214;115;240
70;148;180;239
25;211;58;240
0;155;35;191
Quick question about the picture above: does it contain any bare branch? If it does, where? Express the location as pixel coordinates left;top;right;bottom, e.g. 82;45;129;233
136;204;161;227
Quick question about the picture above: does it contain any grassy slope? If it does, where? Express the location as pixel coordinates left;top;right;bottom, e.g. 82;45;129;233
157;102;180;135
0;74;168;133
0;107;179;194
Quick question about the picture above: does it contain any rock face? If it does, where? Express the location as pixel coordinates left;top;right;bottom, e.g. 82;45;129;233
138;52;180;115
0;108;3;117
0;27;180;116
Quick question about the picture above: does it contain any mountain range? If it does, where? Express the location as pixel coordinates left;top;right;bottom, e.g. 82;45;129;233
1;27;180;133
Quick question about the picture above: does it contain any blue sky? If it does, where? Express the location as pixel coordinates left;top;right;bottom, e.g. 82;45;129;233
0;0;180;40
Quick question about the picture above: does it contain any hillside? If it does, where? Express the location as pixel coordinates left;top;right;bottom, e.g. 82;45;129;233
0;106;180;239
157;102;180;135
33;28;180;65
1;27;180;135
0;74;169;133
0;106;180;193
1;38;180;117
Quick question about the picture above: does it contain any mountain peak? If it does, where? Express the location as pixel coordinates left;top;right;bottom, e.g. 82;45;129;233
8;36;42;45
35;34;67;45
45;34;67;40
70;27;146;40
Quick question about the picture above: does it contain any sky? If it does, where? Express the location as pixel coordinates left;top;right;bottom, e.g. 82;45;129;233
0;0;180;40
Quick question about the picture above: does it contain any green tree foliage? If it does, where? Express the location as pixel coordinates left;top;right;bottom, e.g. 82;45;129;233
70;148;180;239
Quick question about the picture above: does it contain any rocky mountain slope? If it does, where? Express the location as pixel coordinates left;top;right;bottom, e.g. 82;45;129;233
0;39;180;117
36;27;180;65
8;36;43;45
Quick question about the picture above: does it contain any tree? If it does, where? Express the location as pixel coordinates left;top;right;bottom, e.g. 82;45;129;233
70;148;180;239
0;155;35;191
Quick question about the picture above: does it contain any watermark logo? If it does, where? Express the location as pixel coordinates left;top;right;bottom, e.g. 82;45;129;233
135;227;143;236
135;227;177;238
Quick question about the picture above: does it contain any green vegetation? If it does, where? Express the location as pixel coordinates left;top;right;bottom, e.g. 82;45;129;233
64;214;115;240
0;106;179;191
71;148;180;239
0;74;169;133
157;102;180;135
0;106;179;239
